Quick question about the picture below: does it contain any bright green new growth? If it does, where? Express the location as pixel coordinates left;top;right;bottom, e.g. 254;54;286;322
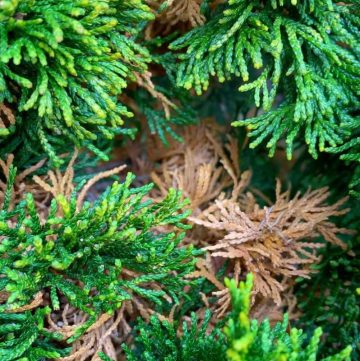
225;275;352;361
0;166;198;342
170;0;359;161
0;0;153;165
124;274;352;361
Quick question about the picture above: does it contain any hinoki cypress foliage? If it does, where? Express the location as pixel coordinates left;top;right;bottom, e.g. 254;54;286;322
124;275;352;361
0;1;359;360
0;0;195;166
170;0;359;164
0;167;198;341
0;1;149;163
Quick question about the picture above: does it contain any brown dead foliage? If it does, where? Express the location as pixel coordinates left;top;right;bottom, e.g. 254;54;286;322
142;120;350;319
189;182;349;315
134;71;177;119
48;296;157;361
145;0;226;38
149;121;245;213
0;103;15;132
145;0;205;38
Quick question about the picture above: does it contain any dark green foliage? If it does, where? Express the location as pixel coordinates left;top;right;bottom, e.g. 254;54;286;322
124;274;352;361
171;0;360;162
0;307;70;361
141;51;198;144
123;311;227;361
143;102;196;145
0;0;152;165
277;149;360;359
0;166;198;341
296;241;360;360
133;77;197;145
295;196;360;360
99;352;116;361
326;136;360;197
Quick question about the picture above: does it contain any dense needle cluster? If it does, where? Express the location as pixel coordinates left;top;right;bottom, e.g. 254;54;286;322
171;0;359;161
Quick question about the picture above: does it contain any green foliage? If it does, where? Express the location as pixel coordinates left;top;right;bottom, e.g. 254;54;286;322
142;101;196;145
0;307;70;361
295;197;360;360
279;149;360;359
171;0;359;161
326;137;360;197
124;274;352;361
132;57;198;145
0;0;153;165
123;310;227;361
99;352;116;361
0;1;358;360
225;276;352;361
0;167;198;341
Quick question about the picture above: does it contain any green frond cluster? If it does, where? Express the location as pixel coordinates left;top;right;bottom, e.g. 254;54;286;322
0;166;198;342
124;274;353;361
0;307;70;361
0;0;153;165
134;86;197;145
123;310;227;361
171;0;359;161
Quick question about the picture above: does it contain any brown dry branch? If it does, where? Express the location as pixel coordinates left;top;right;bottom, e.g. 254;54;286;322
187;254;298;325
147;119;221;162
76;164;127;209
182;259;299;332
32;150;78;201
0;149;94;217
108;119;351;328
0;103;15;132
49;305;122;361
32;149;127;211
7;291;44;313
190;181;350;314
49;285;170;361
251;279;301;325
134;71;177;119
0;149;126;220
